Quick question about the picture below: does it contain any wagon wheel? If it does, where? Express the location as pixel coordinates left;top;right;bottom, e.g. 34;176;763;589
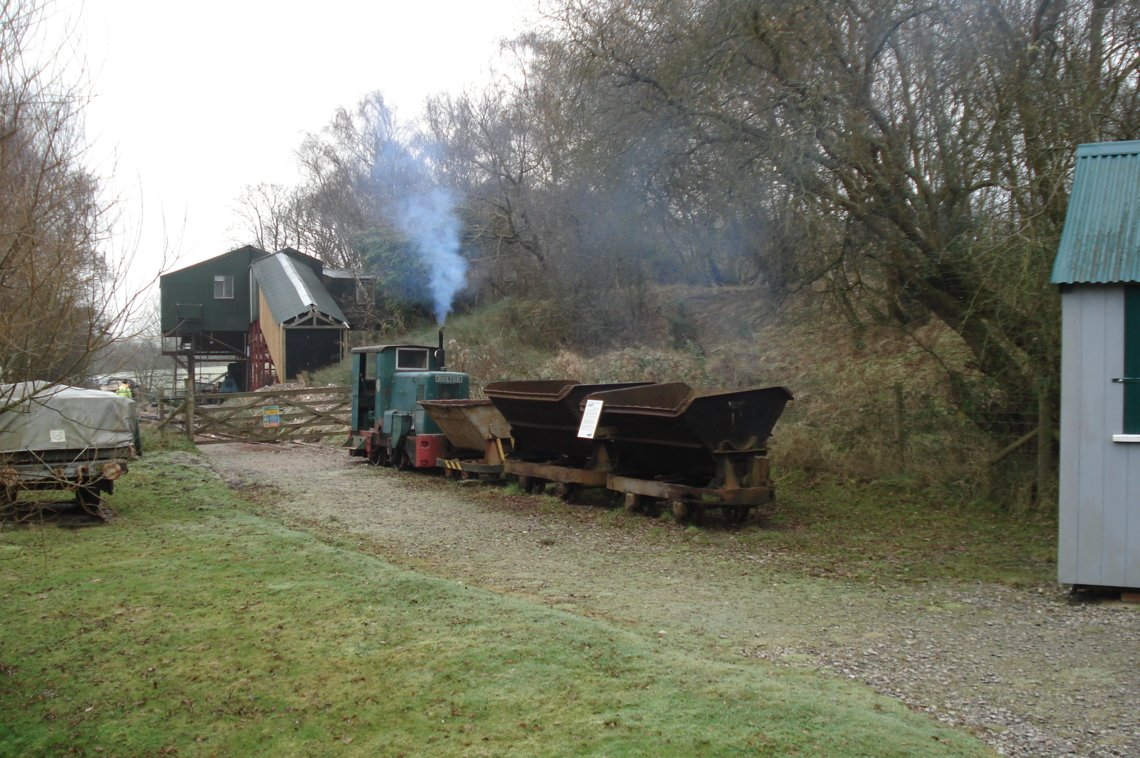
724;505;750;526
671;500;705;525
670;500;690;522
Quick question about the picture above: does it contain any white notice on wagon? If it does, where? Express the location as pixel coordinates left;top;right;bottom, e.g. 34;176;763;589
578;399;604;439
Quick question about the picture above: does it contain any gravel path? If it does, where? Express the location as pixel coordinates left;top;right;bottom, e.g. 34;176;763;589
199;442;1139;757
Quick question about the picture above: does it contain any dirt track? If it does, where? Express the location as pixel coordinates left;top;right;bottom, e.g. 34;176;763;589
199;442;1139;757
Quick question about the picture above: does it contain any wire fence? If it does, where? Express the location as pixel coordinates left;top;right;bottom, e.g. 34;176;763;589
770;380;1056;511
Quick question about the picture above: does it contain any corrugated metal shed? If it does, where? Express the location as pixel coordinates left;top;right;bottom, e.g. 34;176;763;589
251;252;348;326
1051;140;1140;285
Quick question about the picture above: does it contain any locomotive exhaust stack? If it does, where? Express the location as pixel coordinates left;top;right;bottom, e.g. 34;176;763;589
436;328;445;371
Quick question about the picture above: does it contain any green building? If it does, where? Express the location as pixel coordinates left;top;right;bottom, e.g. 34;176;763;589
160;246;360;391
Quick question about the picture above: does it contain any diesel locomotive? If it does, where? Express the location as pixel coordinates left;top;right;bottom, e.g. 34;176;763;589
346;333;468;469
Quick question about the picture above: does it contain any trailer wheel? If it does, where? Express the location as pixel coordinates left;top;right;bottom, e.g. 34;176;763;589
75;486;102;513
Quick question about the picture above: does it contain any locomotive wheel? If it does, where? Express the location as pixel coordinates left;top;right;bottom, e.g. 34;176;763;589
517;475;532;493
623;493;643;512
555;483;579;502
395;451;412;471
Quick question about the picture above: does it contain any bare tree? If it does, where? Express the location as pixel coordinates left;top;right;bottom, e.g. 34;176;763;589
232;182;302;252
1;0;152;405
542;0;1138;419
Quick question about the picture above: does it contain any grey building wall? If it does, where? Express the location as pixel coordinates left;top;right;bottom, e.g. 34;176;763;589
1058;285;1140;588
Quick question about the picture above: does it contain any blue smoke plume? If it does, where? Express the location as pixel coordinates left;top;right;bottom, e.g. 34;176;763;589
372;139;467;324
393;185;467;324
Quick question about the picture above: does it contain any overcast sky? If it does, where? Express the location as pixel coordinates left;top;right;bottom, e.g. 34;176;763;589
52;0;540;291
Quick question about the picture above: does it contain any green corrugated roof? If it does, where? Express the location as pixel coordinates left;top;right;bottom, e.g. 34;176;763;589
1051;140;1140;284
251;253;347;326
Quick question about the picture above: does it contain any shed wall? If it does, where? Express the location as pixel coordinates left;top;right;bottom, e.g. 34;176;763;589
1058;285;1140;588
159;246;263;333
258;290;287;382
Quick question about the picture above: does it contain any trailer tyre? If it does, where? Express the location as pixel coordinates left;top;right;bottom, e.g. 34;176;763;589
76;486;102;513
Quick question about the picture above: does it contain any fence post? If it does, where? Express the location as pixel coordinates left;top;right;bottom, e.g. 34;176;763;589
1036;375;1052;509
156;388;165;439
184;378;195;442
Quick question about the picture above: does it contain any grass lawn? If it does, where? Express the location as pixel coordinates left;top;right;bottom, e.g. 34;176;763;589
759;477;1058;586
0;449;993;756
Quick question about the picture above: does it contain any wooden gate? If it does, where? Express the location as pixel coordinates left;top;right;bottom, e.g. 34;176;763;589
155;386;350;444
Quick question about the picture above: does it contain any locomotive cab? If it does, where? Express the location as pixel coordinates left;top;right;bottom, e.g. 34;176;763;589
348;342;471;468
